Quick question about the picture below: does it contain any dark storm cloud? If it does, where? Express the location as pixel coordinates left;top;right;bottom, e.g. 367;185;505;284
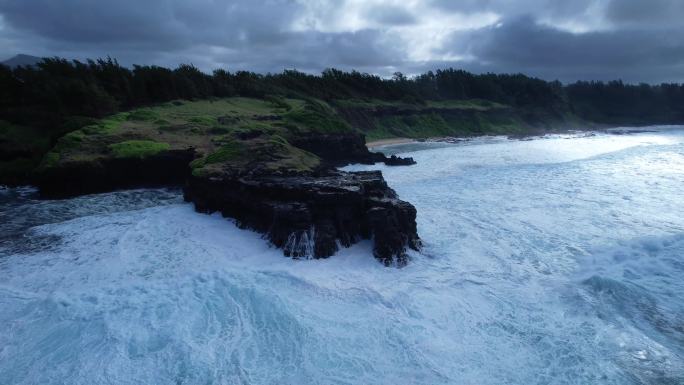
0;0;402;72
605;0;684;27
1;0;683;83
210;29;406;73
445;16;684;83
428;0;598;20
0;0;299;48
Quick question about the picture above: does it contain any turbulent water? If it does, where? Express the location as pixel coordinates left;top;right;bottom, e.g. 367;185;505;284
1;127;684;385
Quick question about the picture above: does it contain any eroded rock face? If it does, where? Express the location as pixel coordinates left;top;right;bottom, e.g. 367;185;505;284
34;131;421;266
36;149;196;198
183;170;420;266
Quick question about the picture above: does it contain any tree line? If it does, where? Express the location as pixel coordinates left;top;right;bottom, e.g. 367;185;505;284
2;57;683;138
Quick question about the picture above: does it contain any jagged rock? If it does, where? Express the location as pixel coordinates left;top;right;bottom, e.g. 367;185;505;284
183;169;420;266
33;117;421;265
384;154;416;166
35;139;421;265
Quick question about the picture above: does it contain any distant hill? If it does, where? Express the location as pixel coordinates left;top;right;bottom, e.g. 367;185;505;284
2;54;43;68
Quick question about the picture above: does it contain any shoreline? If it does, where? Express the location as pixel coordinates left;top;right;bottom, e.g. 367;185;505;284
364;128;611;149
365;137;416;148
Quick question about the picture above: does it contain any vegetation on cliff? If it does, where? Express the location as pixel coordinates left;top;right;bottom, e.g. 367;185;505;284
29;96;419;265
35;97;338;179
1;57;683;184
2;57;681;265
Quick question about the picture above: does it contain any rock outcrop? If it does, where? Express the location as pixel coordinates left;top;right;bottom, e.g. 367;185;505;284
32;97;421;265
184;169;420;266
34;136;420;265
36;149;196;198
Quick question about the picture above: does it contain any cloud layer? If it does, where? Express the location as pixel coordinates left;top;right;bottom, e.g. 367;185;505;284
1;0;683;83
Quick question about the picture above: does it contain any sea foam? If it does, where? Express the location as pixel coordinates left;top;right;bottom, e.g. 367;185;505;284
1;128;684;384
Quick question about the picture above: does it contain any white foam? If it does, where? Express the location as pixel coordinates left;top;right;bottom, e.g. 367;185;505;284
2;127;684;384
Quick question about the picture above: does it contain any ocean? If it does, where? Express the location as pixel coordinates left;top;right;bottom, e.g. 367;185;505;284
1;127;683;384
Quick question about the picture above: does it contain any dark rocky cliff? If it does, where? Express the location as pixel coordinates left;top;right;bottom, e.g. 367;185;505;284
184;170;420;266
34;107;421;266
37;149;196;198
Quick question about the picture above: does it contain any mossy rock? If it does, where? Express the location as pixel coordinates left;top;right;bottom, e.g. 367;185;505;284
108;140;170;159
191;134;320;177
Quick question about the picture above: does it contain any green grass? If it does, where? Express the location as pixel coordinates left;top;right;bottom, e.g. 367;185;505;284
127;109;159;122
108;140;170;159
364;109;526;140
191;141;244;168
188;116;216;126
373;113;451;138
264;95;293;111
28;96;525;173
283;100;350;134
81;113;128;135
190;134;320;177
36;96;531;178
159;98;278;120
4;94;560;184
263;136;320;172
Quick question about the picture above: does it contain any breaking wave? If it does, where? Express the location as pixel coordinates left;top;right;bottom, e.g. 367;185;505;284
1;127;684;384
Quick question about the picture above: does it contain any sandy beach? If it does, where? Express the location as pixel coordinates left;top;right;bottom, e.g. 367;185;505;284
365;137;416;147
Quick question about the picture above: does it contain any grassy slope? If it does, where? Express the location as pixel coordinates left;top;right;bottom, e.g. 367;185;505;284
2;95;575;184
38;97;345;177
330;98;550;141
363;113;523;141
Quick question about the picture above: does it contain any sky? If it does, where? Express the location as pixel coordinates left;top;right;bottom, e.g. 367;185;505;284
1;0;683;83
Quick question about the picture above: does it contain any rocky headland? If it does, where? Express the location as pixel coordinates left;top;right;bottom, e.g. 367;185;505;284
32;97;420;265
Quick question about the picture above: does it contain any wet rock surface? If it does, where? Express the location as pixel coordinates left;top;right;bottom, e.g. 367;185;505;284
36;149;196;199
184;169;420;266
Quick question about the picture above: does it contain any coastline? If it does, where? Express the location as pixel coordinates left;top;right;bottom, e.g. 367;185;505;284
365;137;416;148
365;129;594;149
